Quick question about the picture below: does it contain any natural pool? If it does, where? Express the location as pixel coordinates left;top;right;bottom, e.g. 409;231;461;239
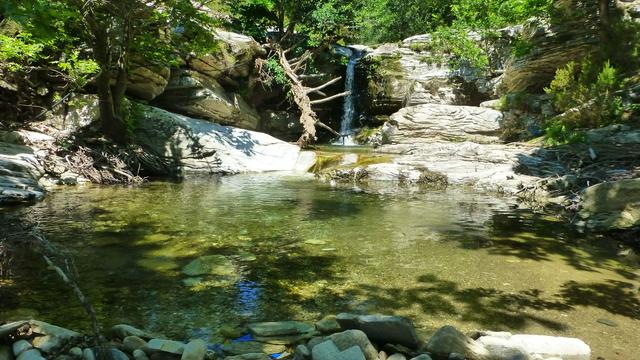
1;173;639;359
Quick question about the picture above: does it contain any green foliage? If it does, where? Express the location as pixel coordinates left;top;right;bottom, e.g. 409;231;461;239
53;51;99;89
0;33;44;70
262;58;289;88
543;59;625;144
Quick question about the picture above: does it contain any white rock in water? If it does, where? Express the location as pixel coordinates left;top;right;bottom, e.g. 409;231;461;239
509;335;590;360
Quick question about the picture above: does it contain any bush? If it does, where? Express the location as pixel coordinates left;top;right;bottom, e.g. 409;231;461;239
543;59;625;144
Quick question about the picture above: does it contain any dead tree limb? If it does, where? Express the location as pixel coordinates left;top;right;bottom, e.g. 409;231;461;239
306;76;342;95
310;91;350;105
274;46;345;147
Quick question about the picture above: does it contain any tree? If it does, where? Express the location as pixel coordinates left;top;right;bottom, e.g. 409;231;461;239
3;0;219;143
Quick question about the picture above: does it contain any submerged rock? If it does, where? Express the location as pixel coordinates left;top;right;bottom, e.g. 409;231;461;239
247;321;315;337
182;255;235;277
0;142;45;204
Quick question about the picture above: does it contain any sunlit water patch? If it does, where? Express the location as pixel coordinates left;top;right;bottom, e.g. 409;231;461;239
1;173;638;359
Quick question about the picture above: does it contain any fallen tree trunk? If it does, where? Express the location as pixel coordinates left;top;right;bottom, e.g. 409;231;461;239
273;46;347;148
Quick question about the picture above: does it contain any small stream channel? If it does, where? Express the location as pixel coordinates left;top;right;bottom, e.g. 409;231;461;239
1;173;639;359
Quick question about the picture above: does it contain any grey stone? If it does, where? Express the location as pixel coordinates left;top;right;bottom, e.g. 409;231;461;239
13;341;33;357
336;313;421;348
221;342;286;356
182;255;236;277
111;325;155;340
109;348;130;360
144;339;185;355
328;330;378;360
133;350;149;360
82;348;95;360
423;326;491;360
123;336;148;353
294;345;310;360
0;322;29;340
315;317;341;334
248;322;315;337
1;346;14;360
509;335;590;360
387;354;406;360
409;356;432;360
476;336;530;360
133;104;314;175
578;178;640;230
69;347;83;359
16;349;45;360
180;340;205;360
0;143;45;205
311;341;365;360
28;320;80;353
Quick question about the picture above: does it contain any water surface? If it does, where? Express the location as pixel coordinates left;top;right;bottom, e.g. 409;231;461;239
1;174;638;359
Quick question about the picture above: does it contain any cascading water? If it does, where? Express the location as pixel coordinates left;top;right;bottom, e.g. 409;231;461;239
333;47;364;146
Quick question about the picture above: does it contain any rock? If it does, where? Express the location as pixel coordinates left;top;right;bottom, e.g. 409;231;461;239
82;348;95;360
149;353;180;360
133;350;149;360
328;330;378;360
509;335;590;360
385;105;503;145
127;60;170;101
111;325;155;340
423;326;491;360
409;356;432;360
585;124;640;144
123;336;148;353
311;341;365;360
16;349;45;360
476;336;530;360
294;345;310;360
1;346;14;360
12;341;33;357
144;339;185;355
578;178;640;230
154;69;260;130
259;111;302;141
315;316;341;334
28;321;81;353
387;355;406;360
69;348;83;359
44;94;100;135
221;342;286;356
247;322;315;337
0;322;29;340
223;354;270;360
0;143;45;204
133;104;314;175
501;4;600;93
182;255;235;277
180;340;206;360
336;313;420;349
109;348;130;360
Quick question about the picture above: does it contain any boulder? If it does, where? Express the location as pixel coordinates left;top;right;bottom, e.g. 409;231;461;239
16;349;44;360
476;336;530;360
500;2;600;93
336;314;421;349
68;348;83;359
0;142;45;204
387;355;406;360
133;350;149;360
423;326;491;360
578;178;640;230
12;341;32;357
127;61;171;101
248;321;315;337
315;316;341;334
144;339;186;355
180;340;206;360
133;104;314;175
110;324;156;340
28;321;81;354
154;69;260;130
509;335;590;360
123;336;148;353
108;348;129;360
44;94;100;135
328;330;378;360
220;342;286;356
385;104;503;144
311;341;365;360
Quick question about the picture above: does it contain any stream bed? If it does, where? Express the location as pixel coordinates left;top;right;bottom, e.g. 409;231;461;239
1;173;639;359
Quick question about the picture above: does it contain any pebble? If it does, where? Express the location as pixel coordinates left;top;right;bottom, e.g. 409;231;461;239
596;318;618;327
69;347;83;359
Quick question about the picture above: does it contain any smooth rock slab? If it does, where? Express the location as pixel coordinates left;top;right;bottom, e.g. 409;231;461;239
247;321;315;337
476;336;530;360
336;313;421;348
144;339;186;355
509;335;590;360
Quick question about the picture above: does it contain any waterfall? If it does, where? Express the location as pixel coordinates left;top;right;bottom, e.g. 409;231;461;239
333;47;364;146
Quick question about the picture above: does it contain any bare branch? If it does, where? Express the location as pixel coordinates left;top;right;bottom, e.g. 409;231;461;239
310;91;350;105
305;76;342;95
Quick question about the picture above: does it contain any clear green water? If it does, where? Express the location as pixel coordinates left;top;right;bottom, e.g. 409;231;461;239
1;173;639;359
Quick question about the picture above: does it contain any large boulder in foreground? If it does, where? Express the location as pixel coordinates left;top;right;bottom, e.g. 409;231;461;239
578;178;640;230
0;141;45;204
134;105;315;174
